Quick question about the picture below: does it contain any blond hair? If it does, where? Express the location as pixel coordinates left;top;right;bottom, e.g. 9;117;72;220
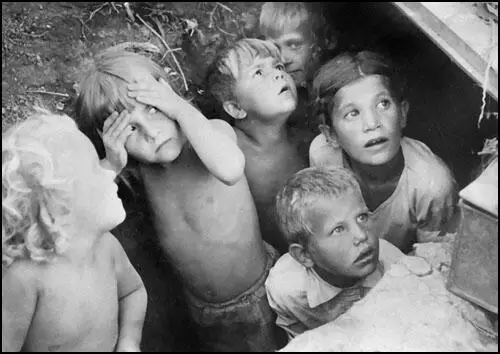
2;108;77;267
74;48;184;160
275;166;363;247
206;38;282;104
259;2;333;47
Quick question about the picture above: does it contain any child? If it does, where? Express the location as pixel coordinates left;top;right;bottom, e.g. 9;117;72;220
258;2;337;89
258;2;338;134
265;166;404;341
2;109;147;352
205;38;313;254
74;48;279;352
309;51;458;254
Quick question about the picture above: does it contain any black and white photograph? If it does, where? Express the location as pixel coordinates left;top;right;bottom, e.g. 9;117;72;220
2;2;498;352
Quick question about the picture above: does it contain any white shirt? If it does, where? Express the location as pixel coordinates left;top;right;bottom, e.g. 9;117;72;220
265;239;403;340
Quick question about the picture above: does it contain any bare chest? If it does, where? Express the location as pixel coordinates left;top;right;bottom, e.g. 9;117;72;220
143;161;257;240
27;262;119;351
245;145;308;205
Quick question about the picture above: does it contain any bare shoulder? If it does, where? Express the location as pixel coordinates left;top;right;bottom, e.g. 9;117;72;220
209;119;237;141
309;133;343;167
100;232;127;261
2;259;40;295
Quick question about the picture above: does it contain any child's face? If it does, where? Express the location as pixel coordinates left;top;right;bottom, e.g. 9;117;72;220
268;30;314;86
125;103;186;164
56;129;126;232
330;75;407;166
306;192;379;280
233;55;297;120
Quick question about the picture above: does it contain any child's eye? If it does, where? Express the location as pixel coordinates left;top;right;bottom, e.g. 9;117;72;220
276;63;285;71
357;212;370;224
345;110;359;120
129;125;137;131
377;99;391;110
254;69;263;77
332;225;345;235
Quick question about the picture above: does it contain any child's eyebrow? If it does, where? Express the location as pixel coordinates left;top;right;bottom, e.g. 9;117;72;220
247;57;275;71
283;38;302;45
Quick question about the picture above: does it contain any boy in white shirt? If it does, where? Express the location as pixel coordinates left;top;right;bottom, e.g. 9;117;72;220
265;166;403;341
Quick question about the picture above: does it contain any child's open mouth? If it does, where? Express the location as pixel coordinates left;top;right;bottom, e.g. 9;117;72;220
364;137;388;148
278;85;290;95
354;247;375;264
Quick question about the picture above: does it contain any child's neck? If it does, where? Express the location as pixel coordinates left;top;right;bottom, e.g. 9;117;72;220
236;115;289;148
347;148;405;183
313;265;364;289
62;228;101;266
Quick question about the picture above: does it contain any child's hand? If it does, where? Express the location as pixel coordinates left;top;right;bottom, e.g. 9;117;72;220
127;77;187;120
100;110;133;175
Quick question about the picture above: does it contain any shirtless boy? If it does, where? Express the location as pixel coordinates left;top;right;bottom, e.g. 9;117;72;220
206;38;313;254
74;48;279;351
2;109;147;352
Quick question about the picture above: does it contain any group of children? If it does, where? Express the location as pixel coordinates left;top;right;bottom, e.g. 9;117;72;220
2;2;458;352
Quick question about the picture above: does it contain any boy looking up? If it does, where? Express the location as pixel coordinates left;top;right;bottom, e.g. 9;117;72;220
206;39;313;254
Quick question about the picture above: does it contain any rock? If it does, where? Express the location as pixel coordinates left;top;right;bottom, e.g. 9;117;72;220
281;254;498;352
401;256;433;276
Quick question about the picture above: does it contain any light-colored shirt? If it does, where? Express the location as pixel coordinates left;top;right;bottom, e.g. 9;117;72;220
309;135;458;253
265;239;403;340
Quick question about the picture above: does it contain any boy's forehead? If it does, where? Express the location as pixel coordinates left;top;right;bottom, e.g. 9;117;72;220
128;66;155;82
227;50;278;78
333;75;392;106
269;29;307;44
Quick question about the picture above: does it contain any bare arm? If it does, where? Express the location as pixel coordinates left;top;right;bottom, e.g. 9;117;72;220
2;261;38;352
128;78;245;185
109;234;147;352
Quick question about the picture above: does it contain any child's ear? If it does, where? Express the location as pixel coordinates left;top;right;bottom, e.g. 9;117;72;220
319;124;340;148
400;100;409;129
222;101;247;120
289;243;315;268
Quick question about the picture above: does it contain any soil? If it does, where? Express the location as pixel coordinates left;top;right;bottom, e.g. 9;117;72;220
1;1;261;131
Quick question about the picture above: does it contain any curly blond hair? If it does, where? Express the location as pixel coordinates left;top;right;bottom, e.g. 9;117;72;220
2;108;77;268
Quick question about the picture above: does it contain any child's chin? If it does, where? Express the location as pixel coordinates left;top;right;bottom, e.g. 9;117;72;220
358;258;378;277
156;141;183;163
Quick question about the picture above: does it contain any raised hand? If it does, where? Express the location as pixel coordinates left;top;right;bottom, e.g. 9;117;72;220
100;110;133;175
127;77;188;120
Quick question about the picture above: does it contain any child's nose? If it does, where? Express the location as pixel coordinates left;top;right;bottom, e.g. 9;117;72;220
142;122;160;141
281;49;293;66
273;70;284;80
363;110;381;131
353;226;369;245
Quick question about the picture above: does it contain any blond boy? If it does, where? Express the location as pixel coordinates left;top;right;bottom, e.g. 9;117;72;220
259;2;338;135
2;110;147;351
74;48;279;351
266;166;404;341
206;38;313;254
